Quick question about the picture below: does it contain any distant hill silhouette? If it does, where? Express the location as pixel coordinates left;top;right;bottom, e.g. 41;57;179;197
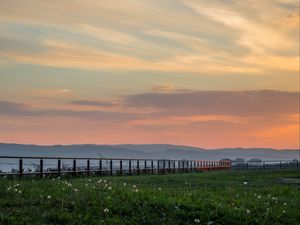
0;143;298;160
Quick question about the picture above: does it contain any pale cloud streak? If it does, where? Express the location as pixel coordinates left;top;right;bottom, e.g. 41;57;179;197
0;0;298;75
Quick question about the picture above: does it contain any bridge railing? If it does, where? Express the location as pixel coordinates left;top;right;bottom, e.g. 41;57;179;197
0;156;231;178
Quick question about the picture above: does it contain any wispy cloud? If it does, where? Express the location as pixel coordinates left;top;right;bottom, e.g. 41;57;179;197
0;0;298;75
71;99;120;107
1;90;298;119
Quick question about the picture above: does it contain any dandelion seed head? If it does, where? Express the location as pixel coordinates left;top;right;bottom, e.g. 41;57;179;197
104;208;109;213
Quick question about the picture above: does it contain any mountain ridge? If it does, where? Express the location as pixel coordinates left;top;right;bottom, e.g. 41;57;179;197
0;143;298;161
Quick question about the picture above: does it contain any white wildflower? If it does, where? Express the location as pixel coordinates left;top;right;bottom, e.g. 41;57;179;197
104;208;109;213
243;181;248;185
47;195;51;199
246;209;251;214
195;219;200;223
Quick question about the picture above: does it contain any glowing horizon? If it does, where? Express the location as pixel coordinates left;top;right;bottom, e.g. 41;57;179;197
0;0;299;149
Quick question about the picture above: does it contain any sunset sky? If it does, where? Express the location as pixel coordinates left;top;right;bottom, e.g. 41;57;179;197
0;0;299;149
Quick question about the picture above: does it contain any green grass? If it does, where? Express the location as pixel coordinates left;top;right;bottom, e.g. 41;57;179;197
0;170;299;225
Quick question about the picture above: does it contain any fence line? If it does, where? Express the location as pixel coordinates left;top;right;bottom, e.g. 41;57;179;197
0;156;231;178
231;160;299;171
1;156;298;178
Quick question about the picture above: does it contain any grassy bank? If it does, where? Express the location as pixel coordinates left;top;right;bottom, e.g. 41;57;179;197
0;170;299;225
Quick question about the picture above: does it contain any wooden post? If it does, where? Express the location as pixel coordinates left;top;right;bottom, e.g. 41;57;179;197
87;159;90;176
280;161;282;169
110;160;113;176
151;160;154;174
19;158;23;178
168;160;171;173
144;160;147;174
58;159;61;176
163;160;166;174
137;160;140;175
173;161;176;173
99;159;102;176
73;159;76;176
120;160;123;175
186;161;188;172
178;161;180;172
40;159;43;178
129;160;132;175
157;160;160;173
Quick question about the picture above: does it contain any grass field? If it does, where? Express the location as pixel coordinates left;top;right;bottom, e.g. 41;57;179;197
0;170;299;225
